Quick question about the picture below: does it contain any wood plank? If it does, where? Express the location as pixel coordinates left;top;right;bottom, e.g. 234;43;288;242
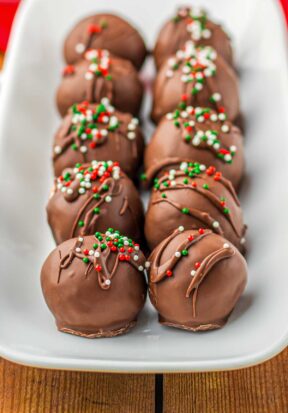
0;359;155;413
163;347;288;413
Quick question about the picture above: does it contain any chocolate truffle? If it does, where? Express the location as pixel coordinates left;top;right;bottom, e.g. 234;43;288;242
56;49;143;117
148;227;247;331
47;160;144;245
52;99;144;179
151;41;240;124
145;161;246;252
154;6;233;70
145;106;244;190
41;230;147;338
64;14;147;70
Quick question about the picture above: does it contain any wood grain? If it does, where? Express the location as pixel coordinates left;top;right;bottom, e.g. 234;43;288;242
0;349;287;412
0;359;154;413
164;348;288;413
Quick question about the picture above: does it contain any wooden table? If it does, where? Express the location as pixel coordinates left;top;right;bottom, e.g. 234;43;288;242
0;348;287;412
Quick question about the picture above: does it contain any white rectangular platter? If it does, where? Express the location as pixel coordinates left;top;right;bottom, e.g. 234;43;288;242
0;0;288;372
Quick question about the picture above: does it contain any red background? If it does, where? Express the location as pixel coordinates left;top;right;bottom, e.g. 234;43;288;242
0;0;287;53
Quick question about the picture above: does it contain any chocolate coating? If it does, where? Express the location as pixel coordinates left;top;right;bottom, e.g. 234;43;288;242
57;49;143;117
41;231;147;338
64;13;147;70
53;100;144;179
145;161;246;252
154;6;233;70
151;41;240;124
148;228;247;331
47;161;144;245
145;106;244;190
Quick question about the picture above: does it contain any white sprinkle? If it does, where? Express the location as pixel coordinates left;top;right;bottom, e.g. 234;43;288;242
80;146;87;153
221;124;230;133
101;97;110;105
54;145;62;154
78;237;84;242
213;221;220;228
202;29;211;39
94;251;100;258
175;251;181;258
212;92;221;102
85;71;93;80
210;114;218;121
105;195;112;203
75;247;81;252
240;237;246;245
230;145;237;152
178;226;184;232
133;255;139;261
145;261;150;268
127;132;136;140
224;154;232;162
218;113;226;121
197;115;204;123
135;245;140;251
166;113;173;120
200;164;206;171
67;188;73;195
223;243;230;249
75;43;85;54
105;279;111;286
166;69;174;78
191;270;196;277
89;250;94;255
138;265;144;271
78;188;86;194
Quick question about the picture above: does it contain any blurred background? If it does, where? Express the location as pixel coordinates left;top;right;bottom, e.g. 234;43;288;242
0;0;287;72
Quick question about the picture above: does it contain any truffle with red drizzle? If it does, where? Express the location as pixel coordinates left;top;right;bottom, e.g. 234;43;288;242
57;49;143;117
47;161;144;245
53;99;144;178
64;13;147;70
151;41;239;123
145;106;244;190
145;161;246;252
154;6;233;70
41;230;148;338
148;227;247;331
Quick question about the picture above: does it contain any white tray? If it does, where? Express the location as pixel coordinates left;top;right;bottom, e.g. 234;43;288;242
0;0;288;373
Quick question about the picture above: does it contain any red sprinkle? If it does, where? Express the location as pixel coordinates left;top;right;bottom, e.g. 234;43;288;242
95;264;102;272
63;65;75;76
166;270;173;277
195;262;201;269
88;24;101;34
188;235;194;241
83;249;89;256
198;228;205;235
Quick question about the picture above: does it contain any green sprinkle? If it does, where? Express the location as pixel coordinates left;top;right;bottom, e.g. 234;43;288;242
93;243;98;249
101;244;107;250
223;208;230;214
183;178;189;184
182;208;190;214
93;193;101;199
93;207;100;214
181;249;188;256
161;193;167;198
82;257;89;264
106;74;112;80
203;184;209;189
78;220;84;227
102;184;109;191
140;173;147;181
71;143;78;151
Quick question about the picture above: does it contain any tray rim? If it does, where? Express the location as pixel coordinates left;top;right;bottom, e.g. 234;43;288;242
0;0;288;373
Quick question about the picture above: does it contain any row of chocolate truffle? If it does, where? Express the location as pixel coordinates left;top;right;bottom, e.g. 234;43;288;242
41;8;247;338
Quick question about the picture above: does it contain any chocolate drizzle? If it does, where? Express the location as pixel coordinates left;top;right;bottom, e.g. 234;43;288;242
152;168;242;238
57;233;145;290
53;101;139;163
150;228;235;317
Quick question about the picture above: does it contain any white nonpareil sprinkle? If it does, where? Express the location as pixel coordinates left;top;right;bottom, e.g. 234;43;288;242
89;250;94;256
138;265;144;271
133;255;139;261
105;279;111;286
166;113;173;120
85;71;93;80
78;237;84;242
127;132;136;140
230;145;237;152
75;43;85;54
75;247;81;253
175;251;181;258
54;145;62;154
221;124;230;133
240;237;246;245
213;221;220;228
191;270;196;276
105;196;112;203
80;146;87;153
67;188;73;195
212;92;221;101
94;251;100;257
223;243;230;249
145;261;150;268
200;164;206;171
178;226;184;232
